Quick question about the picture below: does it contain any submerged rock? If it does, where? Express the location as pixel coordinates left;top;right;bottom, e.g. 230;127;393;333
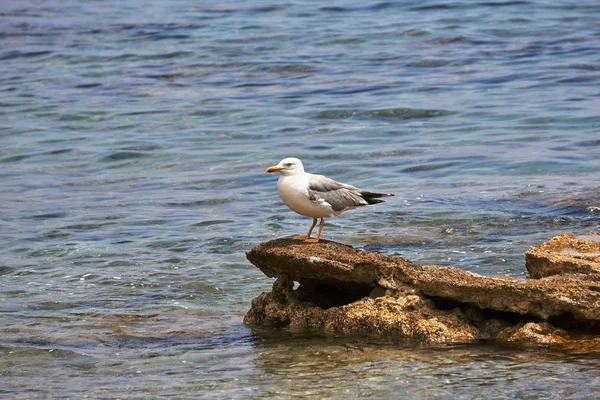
245;236;600;345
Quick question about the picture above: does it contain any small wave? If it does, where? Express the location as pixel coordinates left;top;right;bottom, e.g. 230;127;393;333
1;154;32;163
249;5;288;13
410;3;464;11
406;59;449;68
258;64;320;74
165;199;233;207
401;161;465;173
478;1;530;6
316;108;454;120
63;222;117;230
319;6;349;12
100;151;150;162
0;266;15;276
23;212;69;220
547;199;600;217
577;139;600;147
0;50;52;60
192;220;233;227
558;75;600;84
74;83;102;89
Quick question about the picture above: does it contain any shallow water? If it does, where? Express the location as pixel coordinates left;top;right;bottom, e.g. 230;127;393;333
1;0;600;397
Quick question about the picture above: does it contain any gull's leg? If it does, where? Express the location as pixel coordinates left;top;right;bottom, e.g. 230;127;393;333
293;218;318;241
303;218;324;243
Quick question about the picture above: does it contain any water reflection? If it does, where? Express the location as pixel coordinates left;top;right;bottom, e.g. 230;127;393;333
248;331;600;398
3;308;600;397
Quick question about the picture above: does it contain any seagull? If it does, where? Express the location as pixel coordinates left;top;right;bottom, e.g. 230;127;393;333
266;157;394;243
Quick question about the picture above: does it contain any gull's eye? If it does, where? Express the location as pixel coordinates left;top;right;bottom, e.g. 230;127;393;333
284;163;293;168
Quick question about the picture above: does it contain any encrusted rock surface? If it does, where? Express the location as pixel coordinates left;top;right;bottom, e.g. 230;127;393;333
416;266;600;322
246;238;421;289
245;236;600;344
526;232;600;278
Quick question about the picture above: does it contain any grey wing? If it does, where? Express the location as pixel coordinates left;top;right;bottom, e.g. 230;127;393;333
307;174;368;212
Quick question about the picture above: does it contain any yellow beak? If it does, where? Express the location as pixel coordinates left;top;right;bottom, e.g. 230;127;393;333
266;165;281;173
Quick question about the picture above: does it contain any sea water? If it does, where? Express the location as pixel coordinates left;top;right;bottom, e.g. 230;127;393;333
1;0;600;397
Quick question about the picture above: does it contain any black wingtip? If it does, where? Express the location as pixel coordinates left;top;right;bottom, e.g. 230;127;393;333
360;191;395;199
360;191;394;205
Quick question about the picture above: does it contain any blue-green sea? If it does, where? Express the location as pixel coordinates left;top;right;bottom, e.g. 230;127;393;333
1;1;600;398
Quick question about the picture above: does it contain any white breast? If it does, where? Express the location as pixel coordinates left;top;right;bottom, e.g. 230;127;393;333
277;174;335;218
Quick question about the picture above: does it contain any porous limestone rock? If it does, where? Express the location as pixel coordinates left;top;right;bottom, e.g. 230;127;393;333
416;266;600;322
245;237;600;344
497;322;569;344
526;232;600;278
246;238;421;289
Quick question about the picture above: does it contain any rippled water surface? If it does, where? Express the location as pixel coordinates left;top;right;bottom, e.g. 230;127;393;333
2;0;600;397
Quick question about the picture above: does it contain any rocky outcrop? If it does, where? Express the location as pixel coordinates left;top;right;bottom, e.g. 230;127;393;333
526;233;600;278
244;236;600;344
416;266;600;322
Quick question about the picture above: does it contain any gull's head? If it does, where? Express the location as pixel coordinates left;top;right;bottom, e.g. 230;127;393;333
266;157;305;176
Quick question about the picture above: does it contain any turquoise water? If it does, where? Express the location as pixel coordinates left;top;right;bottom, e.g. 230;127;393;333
1;0;600;397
